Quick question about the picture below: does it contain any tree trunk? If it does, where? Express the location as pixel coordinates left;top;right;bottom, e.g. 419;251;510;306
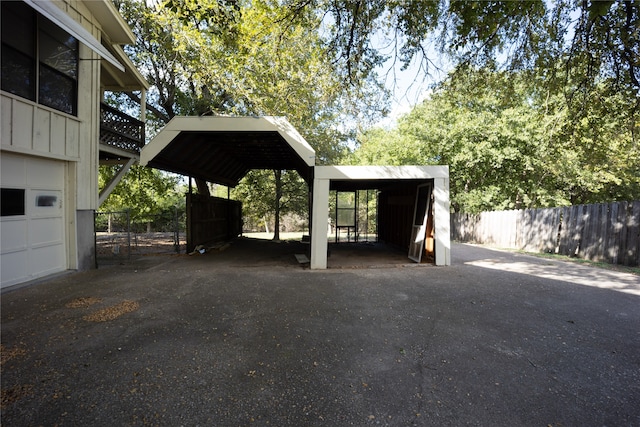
195;178;210;197
273;169;282;241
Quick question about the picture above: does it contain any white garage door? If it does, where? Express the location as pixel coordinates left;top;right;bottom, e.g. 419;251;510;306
1;153;66;289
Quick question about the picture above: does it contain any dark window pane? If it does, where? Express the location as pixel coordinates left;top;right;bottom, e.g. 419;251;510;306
1;2;77;115
39;15;78;51
1;47;36;100
36;195;57;207
1;189;26;216
1;2;35;54
39;36;78;78
39;18;78;79
337;209;356;226
39;65;76;115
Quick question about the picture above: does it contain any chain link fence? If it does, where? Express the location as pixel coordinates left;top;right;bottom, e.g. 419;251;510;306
95;208;186;265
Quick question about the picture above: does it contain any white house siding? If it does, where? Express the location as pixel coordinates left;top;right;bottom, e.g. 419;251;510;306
1;94;82;160
1;0;104;288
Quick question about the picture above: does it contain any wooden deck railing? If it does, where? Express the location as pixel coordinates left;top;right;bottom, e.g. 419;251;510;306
99;102;145;154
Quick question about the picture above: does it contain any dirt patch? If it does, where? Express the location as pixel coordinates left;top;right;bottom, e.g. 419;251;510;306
0;344;27;367
83;300;140;322
1;384;33;408
65;297;103;309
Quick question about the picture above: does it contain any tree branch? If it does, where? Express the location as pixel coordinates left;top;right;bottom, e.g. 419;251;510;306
124;92;170;123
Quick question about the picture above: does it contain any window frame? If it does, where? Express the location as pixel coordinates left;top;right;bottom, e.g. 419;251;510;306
1;2;78;116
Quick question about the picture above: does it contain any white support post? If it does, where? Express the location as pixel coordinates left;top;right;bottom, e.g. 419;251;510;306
310;178;330;269
433;177;451;265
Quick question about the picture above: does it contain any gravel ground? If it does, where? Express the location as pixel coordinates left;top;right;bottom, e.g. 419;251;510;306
1;242;639;426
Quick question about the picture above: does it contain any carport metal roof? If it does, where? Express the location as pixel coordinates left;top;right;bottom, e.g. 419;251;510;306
140;116;316;187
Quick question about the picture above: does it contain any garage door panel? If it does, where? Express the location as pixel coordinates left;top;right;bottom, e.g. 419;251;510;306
29;245;65;277
1;250;28;287
1;218;27;252
1;155;66;289
29;217;63;246
27;157;64;187
29;190;63;217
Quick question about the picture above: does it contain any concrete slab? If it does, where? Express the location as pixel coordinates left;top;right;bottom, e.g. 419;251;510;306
2;243;639;426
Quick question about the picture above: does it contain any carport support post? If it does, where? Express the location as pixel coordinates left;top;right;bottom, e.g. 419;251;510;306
434;177;451;265
310;178;330;269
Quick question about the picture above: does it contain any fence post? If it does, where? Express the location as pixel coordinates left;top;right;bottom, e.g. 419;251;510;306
126;209;131;261
627;201;640;266
618;202;630;266
94;210;98;269
174;205;180;254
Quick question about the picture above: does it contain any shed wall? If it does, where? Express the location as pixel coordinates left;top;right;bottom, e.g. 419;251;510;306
186;194;242;253
378;183;418;251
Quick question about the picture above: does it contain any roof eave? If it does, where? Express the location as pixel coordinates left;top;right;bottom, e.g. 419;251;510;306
83;0;135;45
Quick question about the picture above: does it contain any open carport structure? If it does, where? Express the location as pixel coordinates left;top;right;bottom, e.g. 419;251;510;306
140;116;450;269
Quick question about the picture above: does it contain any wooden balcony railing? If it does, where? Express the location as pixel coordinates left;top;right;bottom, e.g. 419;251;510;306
100;102;145;154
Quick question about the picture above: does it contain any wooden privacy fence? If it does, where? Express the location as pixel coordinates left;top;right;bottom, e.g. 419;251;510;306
451;201;640;266
186;193;242;253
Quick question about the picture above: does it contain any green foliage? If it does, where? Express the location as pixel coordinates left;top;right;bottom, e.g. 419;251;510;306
353;66;640;213
110;0;638;220
231;169;308;234
114;0;386;229
99;165;184;222
283;0;638;95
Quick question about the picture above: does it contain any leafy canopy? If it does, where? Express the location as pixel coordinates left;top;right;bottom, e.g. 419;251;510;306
353;65;639;213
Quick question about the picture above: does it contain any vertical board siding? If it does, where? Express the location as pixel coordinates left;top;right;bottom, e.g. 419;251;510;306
451;201;640;266
1;94;81;159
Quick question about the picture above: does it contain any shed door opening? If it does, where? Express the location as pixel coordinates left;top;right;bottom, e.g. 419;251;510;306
408;183;432;263
334;191;357;242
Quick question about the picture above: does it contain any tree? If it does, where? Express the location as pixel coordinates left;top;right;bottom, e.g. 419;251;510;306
279;1;638;92
353;65;640;213
98;165;184;224
227;1;382;239
280;0;639;151
231;169;308;237
116;0;387;240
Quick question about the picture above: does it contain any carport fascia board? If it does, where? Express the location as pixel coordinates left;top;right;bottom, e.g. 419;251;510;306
310;165;451;269
314;165;449;180
140;116;316;171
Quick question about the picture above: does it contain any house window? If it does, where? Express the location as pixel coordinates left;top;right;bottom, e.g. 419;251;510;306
1;189;26;217
1;1;78;115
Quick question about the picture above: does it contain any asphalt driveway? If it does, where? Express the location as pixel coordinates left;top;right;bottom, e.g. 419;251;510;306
2;242;639;426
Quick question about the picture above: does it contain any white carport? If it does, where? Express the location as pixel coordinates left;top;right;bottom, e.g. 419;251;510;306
140;116;316;186
140;116;451;270
310;166;451;269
